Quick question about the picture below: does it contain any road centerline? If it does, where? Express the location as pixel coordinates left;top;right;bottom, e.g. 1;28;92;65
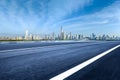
50;44;120;80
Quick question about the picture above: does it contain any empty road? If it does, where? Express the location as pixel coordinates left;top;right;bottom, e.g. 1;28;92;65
0;41;120;80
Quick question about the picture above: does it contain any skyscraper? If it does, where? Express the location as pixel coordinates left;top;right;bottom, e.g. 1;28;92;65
60;26;64;40
91;33;96;40
25;30;29;40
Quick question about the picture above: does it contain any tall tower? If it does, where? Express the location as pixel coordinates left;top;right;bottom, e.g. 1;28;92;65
60;26;65;40
26;30;28;36
60;26;63;33
25;30;29;40
69;32;72;40
52;32;55;40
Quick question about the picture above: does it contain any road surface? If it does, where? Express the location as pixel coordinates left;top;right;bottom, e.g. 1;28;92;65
0;41;120;80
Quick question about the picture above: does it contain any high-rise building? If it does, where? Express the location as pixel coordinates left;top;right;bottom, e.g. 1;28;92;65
60;26;64;40
69;32;72;40
91;33;96;40
25;30;29;40
52;32;55;40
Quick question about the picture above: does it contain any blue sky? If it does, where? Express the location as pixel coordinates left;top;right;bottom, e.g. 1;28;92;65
0;0;120;36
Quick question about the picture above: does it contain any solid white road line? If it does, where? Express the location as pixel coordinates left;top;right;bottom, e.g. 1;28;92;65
50;45;120;80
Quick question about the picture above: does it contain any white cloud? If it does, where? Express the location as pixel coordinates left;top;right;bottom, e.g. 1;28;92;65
43;0;93;27
54;0;120;30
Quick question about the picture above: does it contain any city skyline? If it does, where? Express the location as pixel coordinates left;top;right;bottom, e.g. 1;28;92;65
0;26;120;41
0;0;120;36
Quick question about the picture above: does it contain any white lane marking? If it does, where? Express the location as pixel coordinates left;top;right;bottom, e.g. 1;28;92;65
0;45;60;53
0;44;79;53
0;42;97;53
0;45;69;53
0;43;73;53
50;45;120;80
0;46;45;53
0;43;74;53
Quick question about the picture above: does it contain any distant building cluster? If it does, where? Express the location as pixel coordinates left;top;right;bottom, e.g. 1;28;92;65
0;27;120;41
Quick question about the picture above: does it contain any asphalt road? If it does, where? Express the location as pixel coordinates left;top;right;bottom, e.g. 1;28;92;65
0;41;120;80
66;44;120;80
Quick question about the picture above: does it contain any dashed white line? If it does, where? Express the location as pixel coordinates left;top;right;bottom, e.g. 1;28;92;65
50;45;120;80
0;42;97;53
0;45;57;53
